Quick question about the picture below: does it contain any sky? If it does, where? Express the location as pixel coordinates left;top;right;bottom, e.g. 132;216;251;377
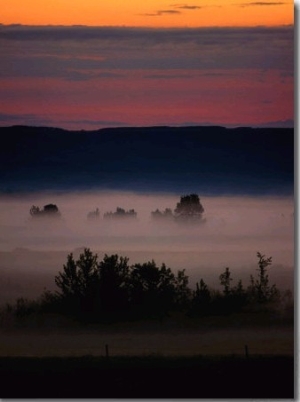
0;0;294;129
0;2;295;309
0;0;293;27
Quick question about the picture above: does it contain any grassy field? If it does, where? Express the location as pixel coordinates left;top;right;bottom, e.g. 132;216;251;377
0;325;293;357
0;354;294;398
0;308;294;356
0;309;294;398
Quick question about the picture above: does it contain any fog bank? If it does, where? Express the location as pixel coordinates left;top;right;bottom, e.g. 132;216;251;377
0;191;294;303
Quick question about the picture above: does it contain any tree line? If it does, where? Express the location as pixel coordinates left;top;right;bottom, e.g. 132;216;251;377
29;194;206;223
5;250;292;324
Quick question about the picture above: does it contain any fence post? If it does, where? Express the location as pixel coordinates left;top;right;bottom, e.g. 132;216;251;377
244;344;249;359
105;344;111;367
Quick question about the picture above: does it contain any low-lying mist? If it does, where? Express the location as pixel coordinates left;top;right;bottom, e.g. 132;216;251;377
0;191;294;304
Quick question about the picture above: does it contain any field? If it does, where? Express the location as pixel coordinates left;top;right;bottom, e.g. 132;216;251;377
0;354;294;398
0;323;294;357
0;311;294;398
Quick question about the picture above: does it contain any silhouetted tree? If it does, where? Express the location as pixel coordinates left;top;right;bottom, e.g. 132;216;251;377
54;248;99;316
103;207;137;219
188;278;212;316
174;194;204;223
14;297;39;317
219;267;232;296
87;208;100;220
129;261;187;317
217;268;248;314
6;247;291;325
151;208;174;221
30;205;40;216
98;254;131;316
30;203;61;218
174;269;192;308
195;279;211;302
44;204;60;214
230;279;248;310
248;252;280;304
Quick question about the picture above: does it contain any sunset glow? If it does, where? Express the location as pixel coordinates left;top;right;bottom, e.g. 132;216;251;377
0;0;293;27
0;67;293;129
0;0;294;129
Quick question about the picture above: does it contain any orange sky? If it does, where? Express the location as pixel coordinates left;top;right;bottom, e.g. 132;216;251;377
0;0;293;27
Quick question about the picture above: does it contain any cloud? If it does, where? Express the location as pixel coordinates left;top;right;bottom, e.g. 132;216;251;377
0;113;128;129
140;10;182;16
0;25;293;129
154;9;182;14
63;70;125;81
0;24;292;42
166;119;294;128
143;73;193;79
252;119;294;128
0;25;293;77
237;1;287;6
171;4;202;10
60;119;128;128
0;113;54;126
0;112;32;123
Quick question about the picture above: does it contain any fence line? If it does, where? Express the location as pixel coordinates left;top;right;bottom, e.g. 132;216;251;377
97;343;293;357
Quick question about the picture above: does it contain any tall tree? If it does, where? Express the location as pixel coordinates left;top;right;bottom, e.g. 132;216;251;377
189;278;211;316
98;254;131;314
129;261;180;316
151;208;174;221
174;194;204;223
249;252;279;303
54;248;99;314
30;203;61;218
219;267;232;297
103;207;137;219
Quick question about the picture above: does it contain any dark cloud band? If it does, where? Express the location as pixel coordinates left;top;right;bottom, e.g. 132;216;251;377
0;24;293;43
237;1;288;6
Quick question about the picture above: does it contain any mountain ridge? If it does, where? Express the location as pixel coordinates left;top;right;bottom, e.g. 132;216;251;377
0;125;294;196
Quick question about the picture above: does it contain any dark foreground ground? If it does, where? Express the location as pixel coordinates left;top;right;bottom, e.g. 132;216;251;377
0;354;294;398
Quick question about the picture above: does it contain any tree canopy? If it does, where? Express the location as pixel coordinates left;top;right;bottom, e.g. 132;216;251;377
174;194;204;223
87;208;100;220
30;204;61;218
151;208;174;221
103;207;137;220
248;252;279;303
7;250;287;324
54;248;190;321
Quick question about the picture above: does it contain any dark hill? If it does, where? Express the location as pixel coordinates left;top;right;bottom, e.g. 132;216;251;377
0;125;294;195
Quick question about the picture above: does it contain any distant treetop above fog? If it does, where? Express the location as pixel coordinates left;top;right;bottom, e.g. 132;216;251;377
151;208;174;221
28;194;205;224
103;207;137;220
174;194;205;223
151;194;205;224
87;208;100;220
30;204;61;218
